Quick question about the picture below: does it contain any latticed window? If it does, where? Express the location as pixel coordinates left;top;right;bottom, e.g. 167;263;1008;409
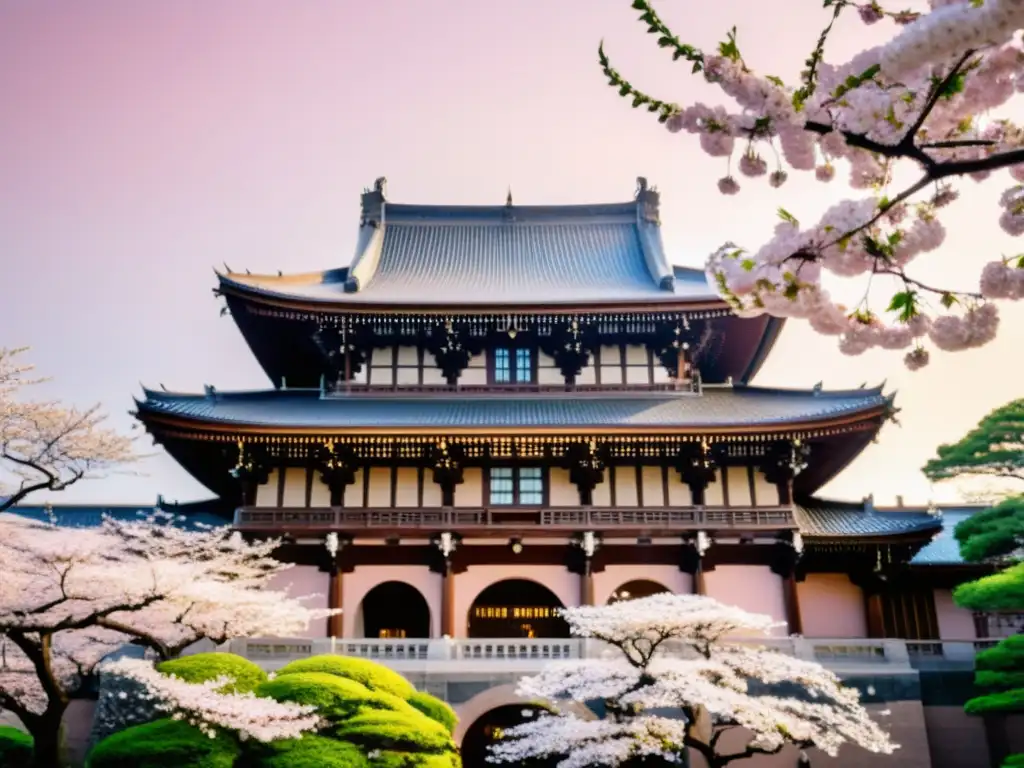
491;347;533;383
489;467;544;505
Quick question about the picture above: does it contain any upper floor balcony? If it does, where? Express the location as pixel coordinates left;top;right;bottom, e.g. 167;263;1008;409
233;504;798;536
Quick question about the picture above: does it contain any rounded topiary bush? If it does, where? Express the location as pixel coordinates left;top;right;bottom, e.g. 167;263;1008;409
86;718;240;768
369;750;461;768
157;652;268;693
406;691;458;735
275;656;415;700
0;726;33;768
331;710;455;754
257;672;414;723
243;734;369;768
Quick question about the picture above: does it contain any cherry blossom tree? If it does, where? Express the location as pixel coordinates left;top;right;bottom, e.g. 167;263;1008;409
0;347;135;511
0;511;335;768
598;0;1024;370
487;593;895;767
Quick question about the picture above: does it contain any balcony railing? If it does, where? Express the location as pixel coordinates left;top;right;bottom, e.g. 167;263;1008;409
326;381;694;396
233;505;798;533
219;636;983;673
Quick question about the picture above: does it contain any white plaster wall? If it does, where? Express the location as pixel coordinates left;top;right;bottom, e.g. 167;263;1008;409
343;565;442;639
704;469;725;506
797;573;867;638
457;468;484;506
592;476;612;506
346;468;366;507
265;565;330;639
576;363;597;385
395;468;419;507
282;467;307;507
934;588;978;640
423;366;446;385
641;466;665;507
725;467;752;507
593;565;693;606
613;467;639;506
255;469;279;507
549;468;578;506
454;565;581;637
704;565;788;635
310;475;331;507
423;476;443;506
753;471;780;506
667;471;691;506
366;466;391;507
460;353;488;385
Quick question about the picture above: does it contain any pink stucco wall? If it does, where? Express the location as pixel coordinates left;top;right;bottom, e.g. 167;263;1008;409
453;564;581;638
343;564;442;639
797;573;867;638
933;588;977;640
592;565;693;606
703;565;788;635
264;564;330;639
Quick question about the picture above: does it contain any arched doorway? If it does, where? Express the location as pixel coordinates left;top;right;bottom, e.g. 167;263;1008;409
467;579;569;639
356;581;430;638
607;579;671;604
461;704;559;768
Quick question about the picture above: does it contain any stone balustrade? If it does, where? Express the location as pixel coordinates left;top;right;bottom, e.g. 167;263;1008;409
218;636;988;674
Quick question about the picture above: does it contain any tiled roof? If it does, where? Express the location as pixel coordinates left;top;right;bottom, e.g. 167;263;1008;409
4;504;228;529
908;507;985;565
795;499;944;538
135;385;889;431
218;198;716;307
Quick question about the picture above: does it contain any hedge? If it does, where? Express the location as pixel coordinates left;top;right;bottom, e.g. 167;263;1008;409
256;672;415;723
275;656;415;700
331;710;455;754
965;688;1024;715
157;652;267;693
0;726;33;768
369;750;462;768
1004;756;1024;768
86;718;240;768
242;734;369;768
406;691;458;734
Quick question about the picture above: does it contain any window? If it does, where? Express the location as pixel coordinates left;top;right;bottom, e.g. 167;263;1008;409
491;347;534;384
489;467;544;505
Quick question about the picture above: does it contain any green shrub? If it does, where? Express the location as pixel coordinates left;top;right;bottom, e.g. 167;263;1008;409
406;691;458;734
257;672;414;723
243;734;369;768
275;656;415;700
1004;756;1024;768
157;652;267;693
331;710;455;754
86;718;240;768
965;688;1024;715
0;726;33;768
369;750;461;768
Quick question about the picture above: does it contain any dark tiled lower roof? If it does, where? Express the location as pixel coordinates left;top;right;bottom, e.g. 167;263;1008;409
135;385;889;431
4;504;229;529
795;499;944;537
906;507;986;565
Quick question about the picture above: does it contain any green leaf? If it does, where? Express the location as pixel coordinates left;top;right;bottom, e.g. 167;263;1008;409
887;292;910;311
777;207;800;227
765;75;785;87
940;292;958;309
740;259;756;272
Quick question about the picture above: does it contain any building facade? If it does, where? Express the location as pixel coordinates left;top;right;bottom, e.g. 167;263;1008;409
48;179;1019;764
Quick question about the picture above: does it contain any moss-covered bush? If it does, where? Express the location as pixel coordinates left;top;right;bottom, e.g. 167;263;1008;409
275;656;416;700
243;734;369;768
86;718;240;768
368;751;461;768
1004;755;1024;768
257;672;414;723
157;652;268;693
331;710;455;754
0;726;33;768
406;691;458;734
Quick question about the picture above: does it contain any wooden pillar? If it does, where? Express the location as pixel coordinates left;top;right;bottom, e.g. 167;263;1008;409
782;574;803;636
693;562;707;595
441;561;457;637
865;591;886;638
580;559;595;606
326;567;344;638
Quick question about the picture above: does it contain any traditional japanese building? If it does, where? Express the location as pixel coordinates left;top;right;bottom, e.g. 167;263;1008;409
124;178;1014;766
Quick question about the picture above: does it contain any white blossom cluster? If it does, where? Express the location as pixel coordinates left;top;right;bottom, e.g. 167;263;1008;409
0;347;135;508
630;0;1024;368
0;512;336;721
99;657;322;743
487;593;896;767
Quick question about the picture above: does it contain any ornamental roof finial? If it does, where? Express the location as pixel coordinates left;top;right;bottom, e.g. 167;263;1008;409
506;187;513;207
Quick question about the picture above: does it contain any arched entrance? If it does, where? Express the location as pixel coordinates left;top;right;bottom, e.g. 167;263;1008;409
461;704;559;768
607;579;671;604
356;581;430;638
467;579;569;639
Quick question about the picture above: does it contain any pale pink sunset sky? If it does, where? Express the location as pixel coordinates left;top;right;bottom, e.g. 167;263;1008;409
2;1;1021;507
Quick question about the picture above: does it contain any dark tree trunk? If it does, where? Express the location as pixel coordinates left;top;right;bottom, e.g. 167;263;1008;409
27;708;65;768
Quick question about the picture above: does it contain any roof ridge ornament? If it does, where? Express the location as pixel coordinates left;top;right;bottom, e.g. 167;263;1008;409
635;176;660;225
359;176;387;228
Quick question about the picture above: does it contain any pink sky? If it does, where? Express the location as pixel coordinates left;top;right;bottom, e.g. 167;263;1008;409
2;0;1021;506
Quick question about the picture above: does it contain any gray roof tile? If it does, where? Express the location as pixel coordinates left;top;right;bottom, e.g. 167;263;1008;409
219;201;714;306
136;385;888;430
908;508;984;565
795;499;943;537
